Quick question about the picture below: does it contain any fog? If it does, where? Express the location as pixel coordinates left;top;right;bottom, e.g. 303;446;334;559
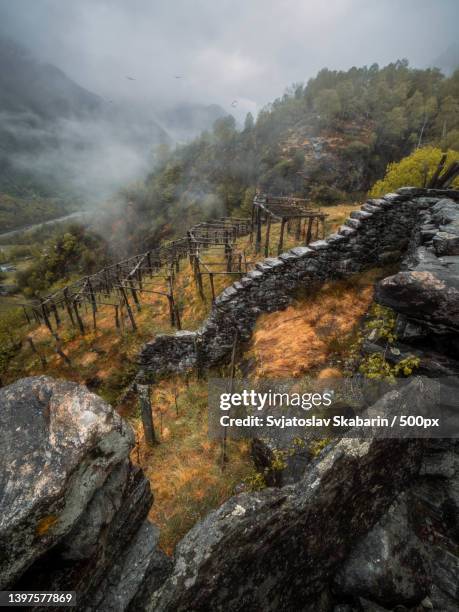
1;0;458;120
0;0;457;207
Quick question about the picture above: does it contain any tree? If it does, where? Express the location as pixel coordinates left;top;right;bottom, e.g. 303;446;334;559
369;146;459;196
314;89;341;125
244;112;255;131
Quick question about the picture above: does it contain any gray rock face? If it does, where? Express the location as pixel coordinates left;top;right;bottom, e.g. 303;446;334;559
431;198;459;256
375;198;459;376
0;376;170;610
334;494;430;606
145;380;435;612
377;259;459;332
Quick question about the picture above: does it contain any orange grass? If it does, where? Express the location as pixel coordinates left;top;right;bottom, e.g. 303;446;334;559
246;269;386;379
130;376;252;554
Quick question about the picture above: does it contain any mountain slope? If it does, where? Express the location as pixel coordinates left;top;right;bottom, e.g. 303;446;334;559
115;61;459;254
0;38;102;119
0;39;169;229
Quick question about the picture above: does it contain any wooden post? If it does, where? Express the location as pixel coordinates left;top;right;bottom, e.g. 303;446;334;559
221;329;238;470
196;259;204;300
119;303;125;331
128;278;141;312
63;288;76;327
306;217;313;245
137;384;158;446
87;279;97;330
118;280;137;331
73;301;85;334
175;304;182;330
51;301;61;327
255;208;262;253
295;217;301;240
167;295;175;327
264;215;272;257
41;304;53;333
137;266;143;291
278;217;286;255
32;308;41;324
87;279;97;313
209;273;216;303
168;277;177;327
114;305;120;329
55;339;71;366
195;335;204;379
91;302;97;330
227;245;233;272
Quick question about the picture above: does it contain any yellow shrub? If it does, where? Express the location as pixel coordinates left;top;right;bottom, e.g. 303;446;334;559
369;146;459;197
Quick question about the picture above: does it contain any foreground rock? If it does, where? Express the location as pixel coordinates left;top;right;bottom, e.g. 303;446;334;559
146;379;441;611
0;376;170;610
376;197;459;376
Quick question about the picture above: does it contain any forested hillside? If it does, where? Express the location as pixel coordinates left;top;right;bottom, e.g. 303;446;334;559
119;61;459;252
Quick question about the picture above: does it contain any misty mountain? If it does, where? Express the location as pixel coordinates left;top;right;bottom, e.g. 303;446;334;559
158;103;230;142
0;38;169;205
0;38;102;119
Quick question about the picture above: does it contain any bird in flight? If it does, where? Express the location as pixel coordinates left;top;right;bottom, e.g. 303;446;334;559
126;76;136;81
175;75;183;79
231;100;238;107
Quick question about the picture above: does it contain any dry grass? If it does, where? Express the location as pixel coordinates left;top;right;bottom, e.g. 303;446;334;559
130;376;252;554
246;269;387;379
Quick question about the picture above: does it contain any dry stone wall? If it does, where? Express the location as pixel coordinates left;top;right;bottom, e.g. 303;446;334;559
138;188;459;382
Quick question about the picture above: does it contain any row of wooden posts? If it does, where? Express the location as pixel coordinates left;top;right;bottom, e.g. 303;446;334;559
251;195;328;256
23;218;253;338
19;197;328;369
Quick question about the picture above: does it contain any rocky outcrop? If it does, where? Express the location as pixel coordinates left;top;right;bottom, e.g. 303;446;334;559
376;197;459;376
334;493;431;606
333;438;459;611
1;376;455;612
145;379;440;612
0;376;171;611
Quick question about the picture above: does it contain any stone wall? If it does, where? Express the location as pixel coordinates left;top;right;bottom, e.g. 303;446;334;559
138;188;459;382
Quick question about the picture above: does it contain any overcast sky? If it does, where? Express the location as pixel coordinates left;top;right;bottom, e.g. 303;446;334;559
0;0;458;120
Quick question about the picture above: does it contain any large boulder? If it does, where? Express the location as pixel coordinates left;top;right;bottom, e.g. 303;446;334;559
0;376;170;610
376;256;459;332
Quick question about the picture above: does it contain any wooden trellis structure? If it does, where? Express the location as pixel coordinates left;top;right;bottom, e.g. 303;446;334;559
23;217;252;339
251;194;328;255
186;218;253;304
21;193;330;345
